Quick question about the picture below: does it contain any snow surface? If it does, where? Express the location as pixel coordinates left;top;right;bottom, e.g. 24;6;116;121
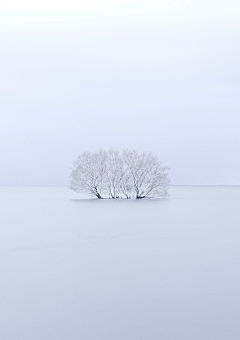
0;186;240;340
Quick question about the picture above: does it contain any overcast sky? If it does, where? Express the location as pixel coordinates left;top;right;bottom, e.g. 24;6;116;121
0;0;239;185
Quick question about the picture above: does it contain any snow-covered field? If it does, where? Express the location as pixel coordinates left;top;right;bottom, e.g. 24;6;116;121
0;186;240;340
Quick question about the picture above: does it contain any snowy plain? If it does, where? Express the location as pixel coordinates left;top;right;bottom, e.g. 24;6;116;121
0;186;240;340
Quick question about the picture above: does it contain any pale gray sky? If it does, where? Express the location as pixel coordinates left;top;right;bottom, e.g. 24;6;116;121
0;0;239;185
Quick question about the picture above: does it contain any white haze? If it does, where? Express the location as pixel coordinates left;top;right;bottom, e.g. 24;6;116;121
0;0;240;185
0;186;240;339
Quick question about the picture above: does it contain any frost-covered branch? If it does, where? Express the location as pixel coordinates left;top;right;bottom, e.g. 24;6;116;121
69;149;170;199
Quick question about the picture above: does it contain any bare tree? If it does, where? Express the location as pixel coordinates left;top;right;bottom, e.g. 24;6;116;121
123;149;170;199
69;150;106;199
69;149;170;199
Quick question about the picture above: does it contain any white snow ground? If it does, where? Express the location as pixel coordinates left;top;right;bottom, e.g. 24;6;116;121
0;186;240;340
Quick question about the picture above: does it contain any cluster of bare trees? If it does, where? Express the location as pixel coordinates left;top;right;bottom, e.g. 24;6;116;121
69;149;170;199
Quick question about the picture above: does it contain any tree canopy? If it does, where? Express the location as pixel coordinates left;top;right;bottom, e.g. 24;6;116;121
69;149;170;199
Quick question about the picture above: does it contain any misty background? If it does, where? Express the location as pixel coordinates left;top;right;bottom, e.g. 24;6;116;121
0;0;239;185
